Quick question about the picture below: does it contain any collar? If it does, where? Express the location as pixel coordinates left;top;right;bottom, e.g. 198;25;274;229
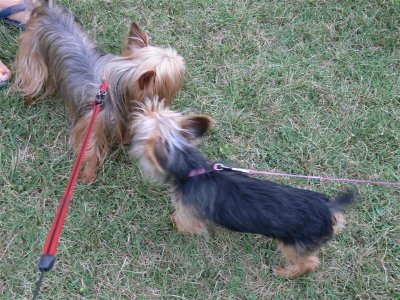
186;163;224;178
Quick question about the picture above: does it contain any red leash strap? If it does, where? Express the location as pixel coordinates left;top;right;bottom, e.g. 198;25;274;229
37;80;108;273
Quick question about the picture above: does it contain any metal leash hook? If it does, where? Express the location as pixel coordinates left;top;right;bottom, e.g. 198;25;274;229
31;81;108;300
213;163;252;174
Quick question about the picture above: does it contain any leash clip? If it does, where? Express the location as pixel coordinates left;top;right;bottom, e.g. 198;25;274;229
213;163;252;174
95;80;108;106
213;163;226;171
95;90;106;106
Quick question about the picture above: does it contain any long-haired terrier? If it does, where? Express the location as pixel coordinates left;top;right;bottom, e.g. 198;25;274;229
14;0;185;183
130;99;355;278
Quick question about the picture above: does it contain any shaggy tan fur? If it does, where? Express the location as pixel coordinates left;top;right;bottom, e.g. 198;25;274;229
14;1;185;182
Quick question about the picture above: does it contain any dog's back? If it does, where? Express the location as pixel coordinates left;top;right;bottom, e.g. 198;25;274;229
15;1;111;115
181;169;355;250
187;173;327;237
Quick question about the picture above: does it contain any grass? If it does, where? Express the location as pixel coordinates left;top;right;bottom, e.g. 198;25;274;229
1;0;399;298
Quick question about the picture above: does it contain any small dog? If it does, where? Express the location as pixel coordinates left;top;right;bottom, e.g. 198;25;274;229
14;0;185;183
130;99;355;278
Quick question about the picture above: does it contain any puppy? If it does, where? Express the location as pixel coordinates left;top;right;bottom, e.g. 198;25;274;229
14;0;185;182
130;99;355;278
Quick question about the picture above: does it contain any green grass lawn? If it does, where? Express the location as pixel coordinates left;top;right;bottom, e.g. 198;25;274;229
1;0;399;298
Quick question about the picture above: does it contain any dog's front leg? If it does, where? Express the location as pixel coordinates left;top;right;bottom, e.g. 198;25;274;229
81;154;98;184
24;96;34;107
170;203;208;235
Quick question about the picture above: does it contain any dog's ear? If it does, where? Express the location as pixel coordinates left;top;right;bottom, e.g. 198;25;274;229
146;138;168;173
181;115;213;140
122;22;149;55
138;70;156;90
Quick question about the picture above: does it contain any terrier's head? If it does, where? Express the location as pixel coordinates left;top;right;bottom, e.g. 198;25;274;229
106;22;185;105
129;98;213;180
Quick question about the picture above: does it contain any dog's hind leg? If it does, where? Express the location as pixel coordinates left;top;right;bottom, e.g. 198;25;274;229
332;212;346;234
14;21;50;102
274;242;320;278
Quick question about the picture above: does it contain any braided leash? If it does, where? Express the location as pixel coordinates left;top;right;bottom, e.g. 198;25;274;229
212;163;400;187
32;81;108;300
188;163;399;187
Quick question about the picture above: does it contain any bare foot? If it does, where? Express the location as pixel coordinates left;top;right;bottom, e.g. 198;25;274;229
0;60;10;83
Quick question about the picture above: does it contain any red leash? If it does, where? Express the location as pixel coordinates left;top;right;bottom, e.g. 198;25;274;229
32;81;108;300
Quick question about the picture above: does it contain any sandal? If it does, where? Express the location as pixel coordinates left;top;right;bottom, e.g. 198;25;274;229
0;0;28;29
0;1;30;88
0;80;8;89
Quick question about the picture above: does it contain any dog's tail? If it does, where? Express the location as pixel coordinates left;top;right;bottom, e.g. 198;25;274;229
330;191;355;213
329;191;356;234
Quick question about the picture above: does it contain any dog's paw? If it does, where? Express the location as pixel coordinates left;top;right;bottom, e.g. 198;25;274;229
273;265;285;276
273;265;299;278
170;211;178;229
24;96;34;107
170;211;208;235
80;171;96;184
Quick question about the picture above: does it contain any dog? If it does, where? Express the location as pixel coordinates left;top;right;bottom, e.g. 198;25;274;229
14;0;185;183
129;99;355;278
